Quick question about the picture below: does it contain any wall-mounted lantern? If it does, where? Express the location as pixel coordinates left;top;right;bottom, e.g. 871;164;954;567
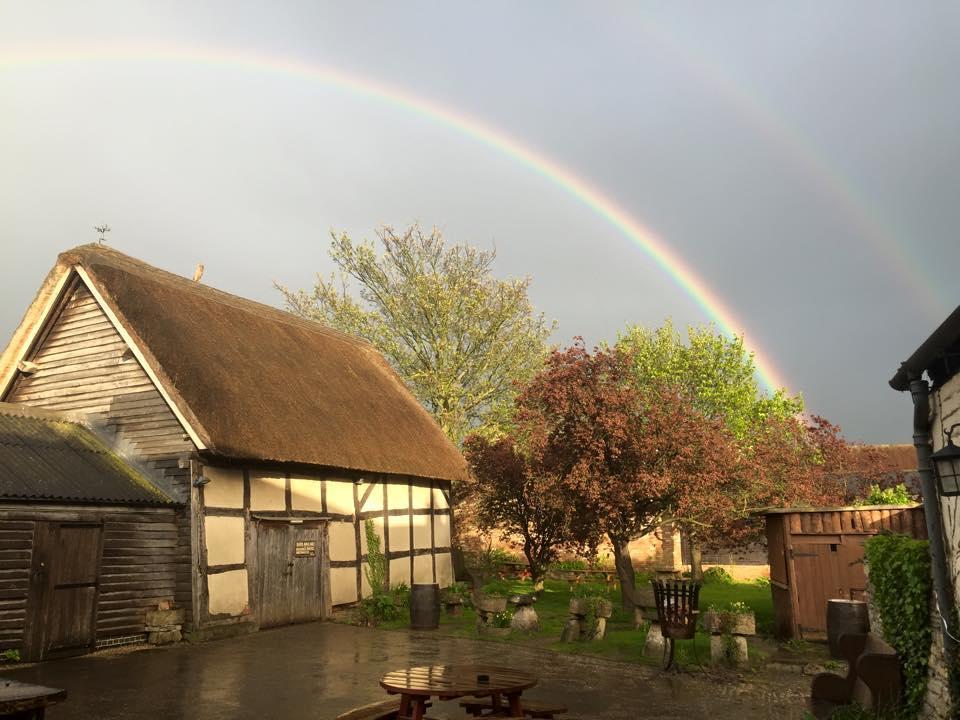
931;423;960;496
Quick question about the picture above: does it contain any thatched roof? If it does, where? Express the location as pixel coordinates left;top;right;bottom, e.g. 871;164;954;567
0;403;175;505
10;245;466;482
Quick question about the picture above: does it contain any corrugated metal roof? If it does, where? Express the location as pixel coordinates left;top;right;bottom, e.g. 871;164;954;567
0;406;176;505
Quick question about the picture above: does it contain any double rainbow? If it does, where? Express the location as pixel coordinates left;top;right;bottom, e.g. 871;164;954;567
1;45;792;393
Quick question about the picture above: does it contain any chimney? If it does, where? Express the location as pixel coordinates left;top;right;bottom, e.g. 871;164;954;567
192;263;205;283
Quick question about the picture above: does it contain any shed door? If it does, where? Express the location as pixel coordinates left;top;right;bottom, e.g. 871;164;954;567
256;521;323;628
791;539;867;637
23;522;103;661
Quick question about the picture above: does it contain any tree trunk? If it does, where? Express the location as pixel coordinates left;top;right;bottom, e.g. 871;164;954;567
610;535;637;611
688;536;704;582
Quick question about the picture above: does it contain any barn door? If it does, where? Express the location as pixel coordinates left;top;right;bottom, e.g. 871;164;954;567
23;522;103;661
255;521;323;628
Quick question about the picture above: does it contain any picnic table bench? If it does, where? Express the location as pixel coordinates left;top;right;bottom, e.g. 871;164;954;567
0;679;67;719
460;697;567;718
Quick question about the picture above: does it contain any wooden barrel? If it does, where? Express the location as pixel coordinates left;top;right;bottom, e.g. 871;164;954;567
410;583;440;630
826;599;870;657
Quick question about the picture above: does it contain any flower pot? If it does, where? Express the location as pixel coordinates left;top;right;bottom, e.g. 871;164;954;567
725;611;755;636
595;599;613;619
479;625;511;638
701;610;722;634
475;596;507;614
444;598;464;617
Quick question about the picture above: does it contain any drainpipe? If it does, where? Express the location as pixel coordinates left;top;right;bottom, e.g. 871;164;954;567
909;377;960;707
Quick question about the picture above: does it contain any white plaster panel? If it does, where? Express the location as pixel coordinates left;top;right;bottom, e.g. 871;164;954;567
435;553;453;588
413;554;434;584
387;482;409;510
207;569;249;616
411;485;431;510
432;486;449;510
388;515;410;552
390;557;411;588
361;481;384;511
329;521;357;562
330;566;358;606
433;514;451;548
202;466;244;508
249;473;286;510
326;480;354;515
290;476;323;512
204;516;245;566
412;514;432;549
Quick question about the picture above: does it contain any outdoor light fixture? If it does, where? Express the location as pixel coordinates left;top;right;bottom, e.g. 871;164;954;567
192;475;210;488
931;423;960;496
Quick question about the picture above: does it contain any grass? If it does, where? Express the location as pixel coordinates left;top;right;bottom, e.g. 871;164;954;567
374;577;775;670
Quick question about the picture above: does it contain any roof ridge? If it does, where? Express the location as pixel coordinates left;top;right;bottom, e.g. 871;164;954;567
59;244;371;351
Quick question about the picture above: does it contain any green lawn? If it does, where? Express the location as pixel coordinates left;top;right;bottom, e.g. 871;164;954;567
375;577;775;670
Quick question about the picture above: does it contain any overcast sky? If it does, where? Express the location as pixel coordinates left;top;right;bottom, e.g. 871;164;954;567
2;2;958;443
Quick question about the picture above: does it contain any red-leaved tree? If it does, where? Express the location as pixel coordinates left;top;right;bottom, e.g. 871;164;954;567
462;435;573;590
514;341;739;608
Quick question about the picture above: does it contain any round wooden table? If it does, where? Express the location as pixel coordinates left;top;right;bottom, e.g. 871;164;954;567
380;664;537;719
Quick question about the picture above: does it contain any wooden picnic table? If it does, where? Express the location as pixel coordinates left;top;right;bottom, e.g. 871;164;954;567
380;664;537;719
0;679;67;719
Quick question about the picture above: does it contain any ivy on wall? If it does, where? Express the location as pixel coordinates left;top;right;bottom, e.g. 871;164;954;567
864;533;932;718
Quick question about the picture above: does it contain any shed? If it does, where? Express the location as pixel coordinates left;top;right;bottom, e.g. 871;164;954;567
759;504;926;639
0;403;180;661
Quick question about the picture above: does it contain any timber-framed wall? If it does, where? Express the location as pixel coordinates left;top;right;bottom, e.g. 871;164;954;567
194;460;453;631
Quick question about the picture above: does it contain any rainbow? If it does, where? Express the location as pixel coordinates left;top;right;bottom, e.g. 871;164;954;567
0;45;793;393
633;19;946;318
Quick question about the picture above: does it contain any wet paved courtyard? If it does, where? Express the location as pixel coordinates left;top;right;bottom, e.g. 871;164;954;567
4;623;810;719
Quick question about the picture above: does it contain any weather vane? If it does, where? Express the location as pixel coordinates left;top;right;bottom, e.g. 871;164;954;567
94;224;111;244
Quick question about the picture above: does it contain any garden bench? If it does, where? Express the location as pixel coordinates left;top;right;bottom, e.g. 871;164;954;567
811;632;901;713
459;697;567;718
335;698;431;720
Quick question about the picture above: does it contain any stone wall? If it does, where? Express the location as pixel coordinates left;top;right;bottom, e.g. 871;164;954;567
922;590;952;720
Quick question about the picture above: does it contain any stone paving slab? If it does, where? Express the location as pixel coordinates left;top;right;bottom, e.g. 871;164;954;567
1;623;811;719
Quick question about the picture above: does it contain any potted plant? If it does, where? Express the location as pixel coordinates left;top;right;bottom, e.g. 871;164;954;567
479;610;512;637
442;581;469;616
475;580;511;614
703;602;755;635
722;601;755;636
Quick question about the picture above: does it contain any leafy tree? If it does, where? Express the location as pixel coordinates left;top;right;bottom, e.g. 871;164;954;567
462;435;572;590
513;341;738;609
277;224;555;443
617;319;802;439
617;320;802;578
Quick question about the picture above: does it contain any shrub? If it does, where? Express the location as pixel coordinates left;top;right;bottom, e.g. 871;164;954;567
363;519;387;595
856;483;914;506
480;579;514;597
487;548;523;565
752;575;771;587
0;649;19;663
864;533;932;718
490;610;513;628
551;559;588;571
571;582;610;599
702;567;735;584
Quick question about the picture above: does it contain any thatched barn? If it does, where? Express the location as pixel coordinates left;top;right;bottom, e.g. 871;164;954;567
0;244;465;646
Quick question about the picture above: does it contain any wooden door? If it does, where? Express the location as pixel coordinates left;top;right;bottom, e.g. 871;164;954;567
791;543;835;637
23;522;103;661
255;521;323;628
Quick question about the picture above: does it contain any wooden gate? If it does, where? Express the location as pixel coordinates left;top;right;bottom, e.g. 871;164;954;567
255;519;325;628
763;504;926;639
23;522;104;661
